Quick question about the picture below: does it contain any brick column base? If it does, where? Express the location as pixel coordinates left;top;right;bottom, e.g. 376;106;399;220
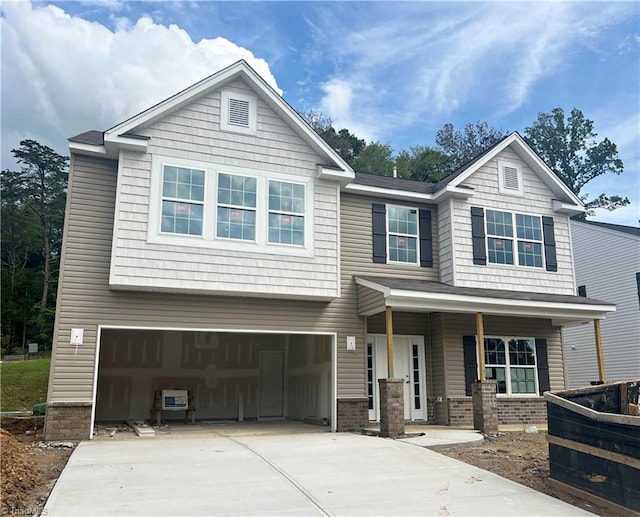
472;380;498;434
336;398;369;432
379;378;405;438
44;402;93;441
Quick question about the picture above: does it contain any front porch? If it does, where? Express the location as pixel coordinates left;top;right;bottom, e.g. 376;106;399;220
356;276;616;436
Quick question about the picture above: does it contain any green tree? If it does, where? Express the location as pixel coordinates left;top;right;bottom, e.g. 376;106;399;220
525;108;626;216
353;142;395;176
300;110;366;167
395;146;452;183
435;121;508;169
1;140;68;351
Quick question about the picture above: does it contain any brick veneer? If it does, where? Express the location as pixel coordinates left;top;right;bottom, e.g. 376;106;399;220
378;378;404;438
336;398;369;432
44;402;92;441
448;396;548;426
472;380;498;434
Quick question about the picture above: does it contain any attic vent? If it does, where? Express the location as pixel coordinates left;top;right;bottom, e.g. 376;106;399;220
220;90;257;135
503;166;519;190
498;161;524;196
228;98;250;127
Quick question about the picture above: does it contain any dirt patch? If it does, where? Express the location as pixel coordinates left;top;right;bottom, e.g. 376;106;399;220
0;417;75;516
438;431;627;516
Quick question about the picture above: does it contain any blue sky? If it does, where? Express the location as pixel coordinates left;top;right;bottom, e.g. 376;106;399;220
2;1;638;225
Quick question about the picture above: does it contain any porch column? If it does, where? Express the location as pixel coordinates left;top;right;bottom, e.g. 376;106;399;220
379;306;404;438
472;312;498;434
385;306;395;377
476;312;486;380
594;319;606;382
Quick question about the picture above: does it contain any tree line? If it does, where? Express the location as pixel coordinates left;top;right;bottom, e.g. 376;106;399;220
0;108;627;354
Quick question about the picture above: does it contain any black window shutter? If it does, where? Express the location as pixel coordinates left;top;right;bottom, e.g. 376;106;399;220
542;216;557;272
577;285;587;297
372;203;387;263
419;209;433;267
470;207;486;265
535;338;550;394
463;335;479;396
636;272;640;309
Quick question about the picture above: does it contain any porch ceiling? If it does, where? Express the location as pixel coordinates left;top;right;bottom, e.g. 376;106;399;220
355;276;616;326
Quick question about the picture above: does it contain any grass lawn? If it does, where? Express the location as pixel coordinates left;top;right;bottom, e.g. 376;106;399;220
0;358;50;411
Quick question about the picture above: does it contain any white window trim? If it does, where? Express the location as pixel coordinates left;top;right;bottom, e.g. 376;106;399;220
148;154;314;257
220;90;257;136
485;209;545;269
386;204;420;266
481;336;539;397
215;171;259;243
497;160;524;197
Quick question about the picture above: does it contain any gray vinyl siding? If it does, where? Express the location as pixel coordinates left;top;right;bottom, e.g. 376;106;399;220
49;155;367;403
340;193;439;280
442;313;565;397
563;222;640;387
357;285;385;316
429;313;447;423
110;78;338;299
451;147;575;294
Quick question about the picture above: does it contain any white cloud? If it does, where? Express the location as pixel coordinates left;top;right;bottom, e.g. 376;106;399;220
310;2;635;147
0;1;280;167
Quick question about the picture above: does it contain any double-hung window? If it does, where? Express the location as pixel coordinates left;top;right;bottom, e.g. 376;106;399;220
161;166;205;236
485;337;537;395
387;206;419;264
216;173;257;241
268;180;305;246
486;210;543;267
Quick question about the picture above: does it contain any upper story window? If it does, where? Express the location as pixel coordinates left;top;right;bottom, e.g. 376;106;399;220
387;206;419;264
372;203;433;267
484;337;538;395
149;156;313;255
161;166;205;236
268;180;305;245
486;210;543;268
216;173;257;241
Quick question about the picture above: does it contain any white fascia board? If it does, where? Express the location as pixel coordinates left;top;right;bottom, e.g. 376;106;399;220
69;141;108;158
553;199;586;216
344;183;474;203
104;134;148;153
355;277;392;296
385;289;615;320
317;165;355;186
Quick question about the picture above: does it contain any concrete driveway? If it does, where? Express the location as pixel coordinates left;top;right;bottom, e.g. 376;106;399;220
45;426;592;516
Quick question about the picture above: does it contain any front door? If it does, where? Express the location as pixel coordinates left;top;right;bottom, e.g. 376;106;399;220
258;351;284;419
368;335;427;422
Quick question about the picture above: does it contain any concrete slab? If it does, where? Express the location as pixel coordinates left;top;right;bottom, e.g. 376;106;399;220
399;426;484;448
45;431;593;517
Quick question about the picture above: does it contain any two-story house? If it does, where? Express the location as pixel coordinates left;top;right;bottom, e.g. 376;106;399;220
44;61;615;440
563;221;640;387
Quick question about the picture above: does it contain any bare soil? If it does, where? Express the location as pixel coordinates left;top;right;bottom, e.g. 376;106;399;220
0;417;75;516
438;431;626;516
0;422;625;516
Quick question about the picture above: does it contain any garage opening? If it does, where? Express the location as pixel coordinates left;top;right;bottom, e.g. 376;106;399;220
94;329;334;430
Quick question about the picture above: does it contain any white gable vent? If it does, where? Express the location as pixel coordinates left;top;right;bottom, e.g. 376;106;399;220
228;98;250;127
220;90;256;135
498;160;524;196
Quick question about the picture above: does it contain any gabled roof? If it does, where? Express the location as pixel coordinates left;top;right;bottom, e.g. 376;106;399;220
576;220;640;237
69;60;354;181
434;132;583;207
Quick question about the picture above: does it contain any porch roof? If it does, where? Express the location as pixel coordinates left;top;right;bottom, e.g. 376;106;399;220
354;276;616;326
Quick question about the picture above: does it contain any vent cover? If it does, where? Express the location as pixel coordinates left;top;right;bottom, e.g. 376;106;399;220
503;166;519;190
228;98;250;127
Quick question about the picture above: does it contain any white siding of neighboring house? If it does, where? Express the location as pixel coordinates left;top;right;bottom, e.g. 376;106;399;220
109;78;339;300
438;199;454;285
450;146;576;295
563;222;640;387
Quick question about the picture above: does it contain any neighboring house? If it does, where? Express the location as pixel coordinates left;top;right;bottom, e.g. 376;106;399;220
44;61;615;440
563;221;640;388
